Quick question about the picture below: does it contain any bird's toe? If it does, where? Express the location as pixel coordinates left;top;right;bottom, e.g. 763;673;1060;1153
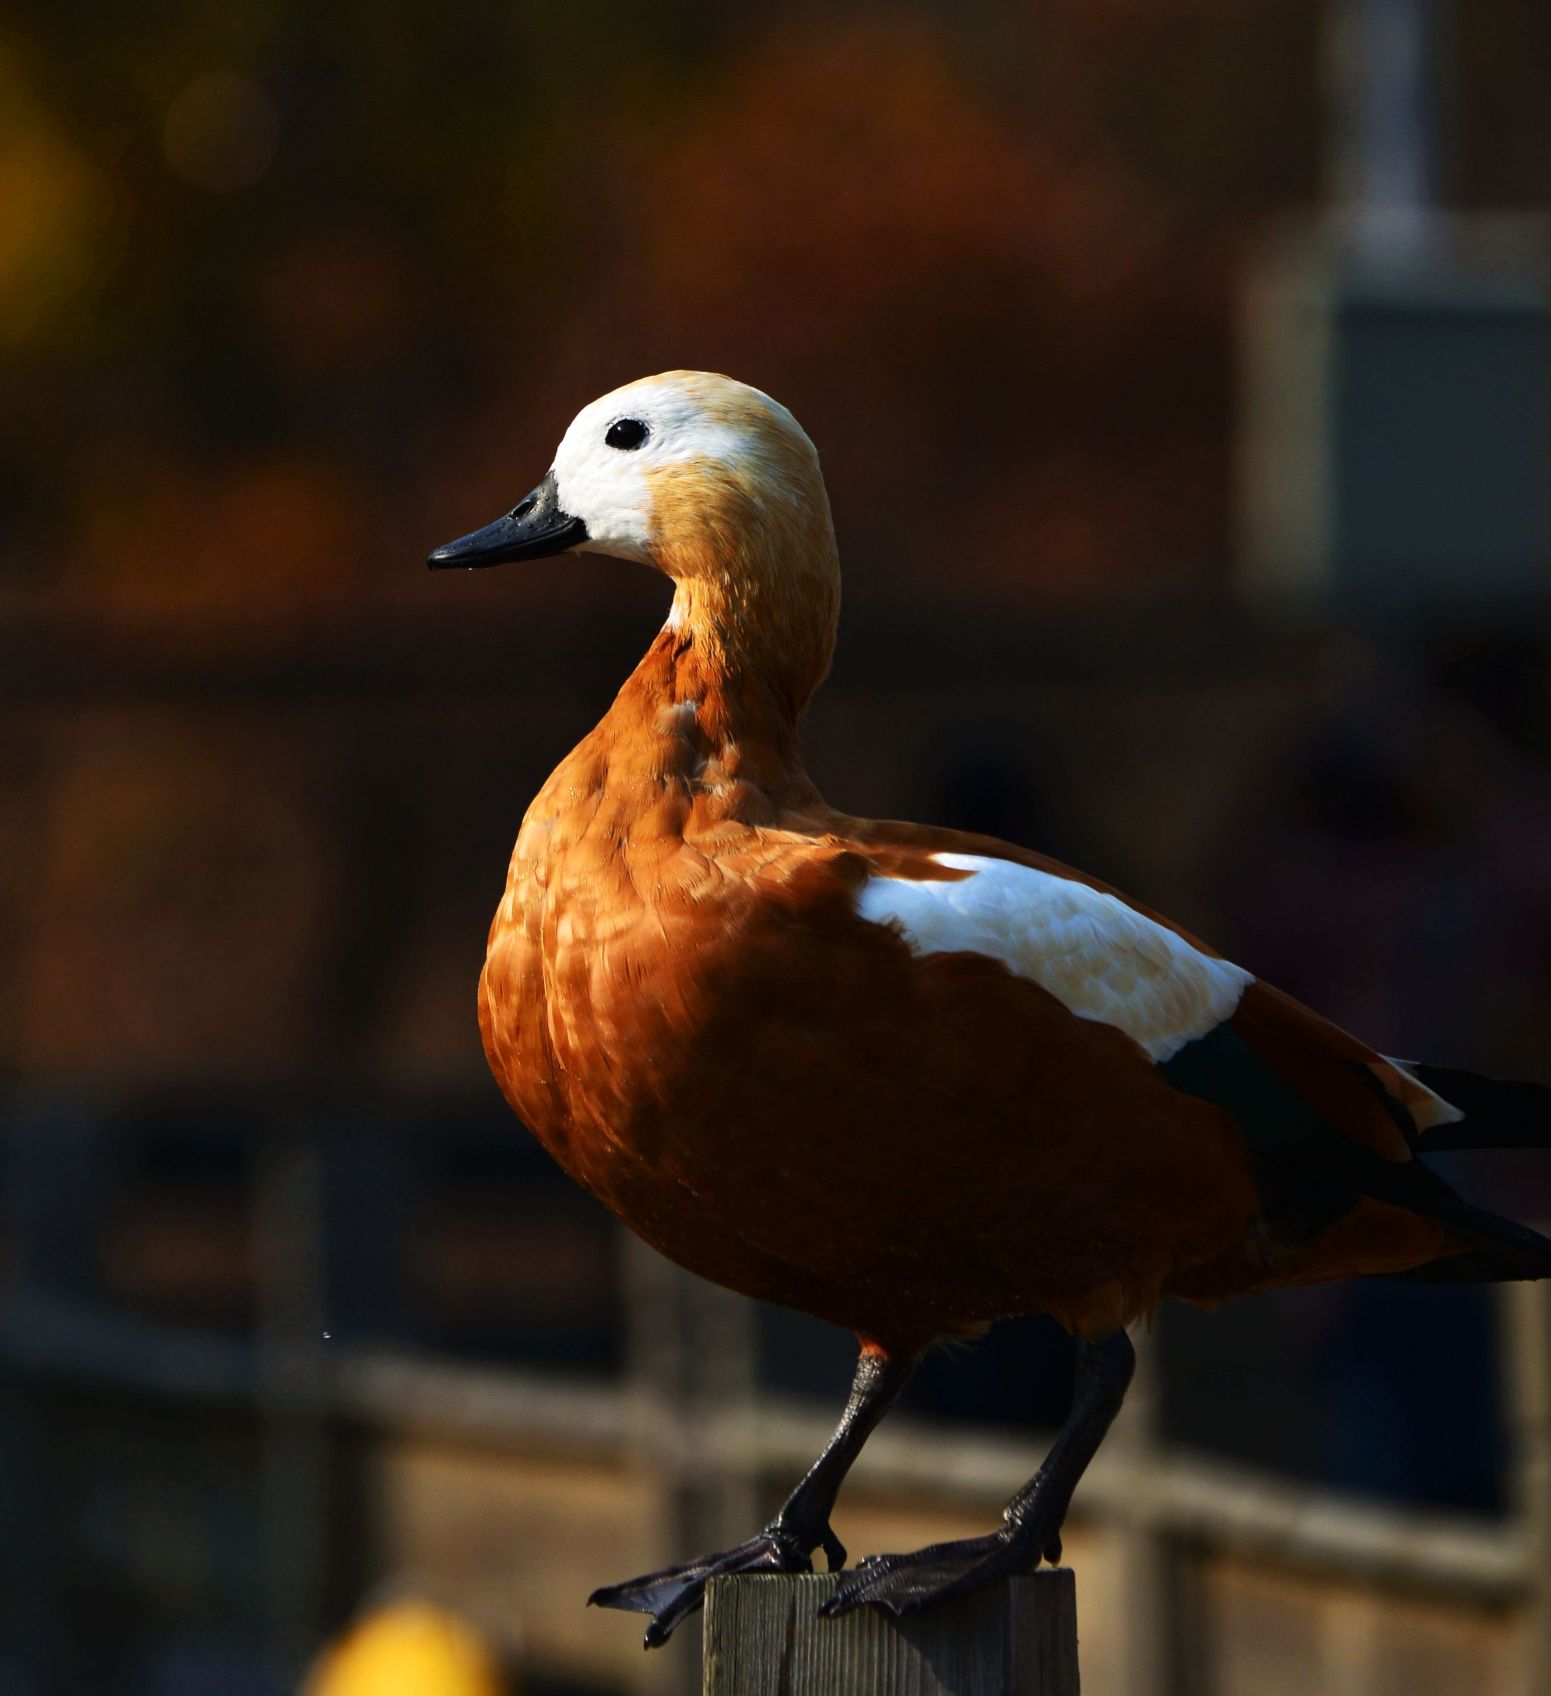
820;1526;1048;1619
590;1526;818;1647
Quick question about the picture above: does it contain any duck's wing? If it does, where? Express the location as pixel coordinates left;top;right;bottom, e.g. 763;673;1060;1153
835;822;1551;1282
843;823;1419;1151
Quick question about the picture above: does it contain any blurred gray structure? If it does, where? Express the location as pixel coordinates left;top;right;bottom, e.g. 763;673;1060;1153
1238;0;1551;615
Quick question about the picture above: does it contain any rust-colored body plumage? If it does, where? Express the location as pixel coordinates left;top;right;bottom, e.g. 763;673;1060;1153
478;629;1453;1351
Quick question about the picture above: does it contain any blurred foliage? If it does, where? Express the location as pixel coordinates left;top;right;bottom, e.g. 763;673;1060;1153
1;0;1332;632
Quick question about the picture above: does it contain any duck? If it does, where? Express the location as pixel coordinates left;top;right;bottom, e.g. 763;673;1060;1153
429;370;1551;1648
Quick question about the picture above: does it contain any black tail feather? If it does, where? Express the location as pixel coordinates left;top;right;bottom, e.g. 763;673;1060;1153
1410;1065;1551;1152
1346;1136;1551;1282
1404;1193;1551;1274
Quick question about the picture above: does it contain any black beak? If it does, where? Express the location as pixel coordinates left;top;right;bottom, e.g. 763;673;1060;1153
427;471;588;570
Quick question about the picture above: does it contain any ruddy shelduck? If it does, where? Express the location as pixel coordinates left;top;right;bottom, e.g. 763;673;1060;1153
430;371;1551;1646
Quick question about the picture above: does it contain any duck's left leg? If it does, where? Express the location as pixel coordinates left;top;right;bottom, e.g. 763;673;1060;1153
590;1343;914;1647
822;1328;1134;1619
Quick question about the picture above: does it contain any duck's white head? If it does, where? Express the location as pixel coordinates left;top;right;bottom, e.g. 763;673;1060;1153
429;370;831;577
430;370;841;703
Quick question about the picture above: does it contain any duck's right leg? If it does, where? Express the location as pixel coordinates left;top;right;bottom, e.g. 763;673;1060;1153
589;1343;914;1648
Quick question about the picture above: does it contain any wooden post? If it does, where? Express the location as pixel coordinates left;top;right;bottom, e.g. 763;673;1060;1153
702;1571;1079;1696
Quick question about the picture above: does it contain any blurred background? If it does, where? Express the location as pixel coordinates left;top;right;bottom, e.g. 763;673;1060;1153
4;1;1551;1692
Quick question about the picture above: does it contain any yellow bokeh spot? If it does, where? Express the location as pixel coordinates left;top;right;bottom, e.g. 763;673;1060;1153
302;1603;510;1696
0;34;103;348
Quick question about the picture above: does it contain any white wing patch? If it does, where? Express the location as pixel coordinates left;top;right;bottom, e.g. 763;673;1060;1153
856;852;1252;1063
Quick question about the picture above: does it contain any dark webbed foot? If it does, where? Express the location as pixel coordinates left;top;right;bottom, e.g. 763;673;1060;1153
590;1522;846;1648
820;1515;1062;1619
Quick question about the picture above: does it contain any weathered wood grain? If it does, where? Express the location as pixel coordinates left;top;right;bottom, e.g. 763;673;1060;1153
702;1571;1079;1695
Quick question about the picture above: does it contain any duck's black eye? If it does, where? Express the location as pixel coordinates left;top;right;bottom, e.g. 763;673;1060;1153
605;417;649;451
